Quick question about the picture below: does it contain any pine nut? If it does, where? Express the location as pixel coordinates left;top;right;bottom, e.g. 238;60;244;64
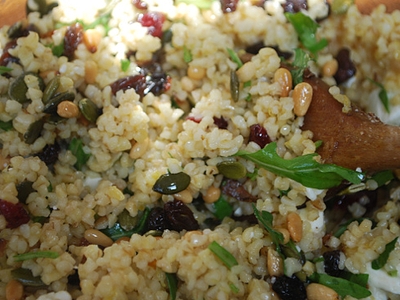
287;212;303;242
83;29;102;53
267;248;284;277
173;189;193;203
84;229;113;247
85;60;98;84
203;185;221;203
6;279;23;300
57;101;80;118
187;65;206;80
293;82;313;117
276;228;290;244
129;138;149;159
307;283;339;300
274;68;293;97
322;59;339;77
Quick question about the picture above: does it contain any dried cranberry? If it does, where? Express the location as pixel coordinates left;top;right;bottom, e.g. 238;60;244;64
272;275;307;300
221;179;258;202
323;250;343;277
0;199;30;229
137;12;166;39
36;142;61;166
282;0;308;13
164;200;199;231
133;0;148;10
249;124;271;148
146;207;168;231
63;22;84;60
220;0;239;13
213;117;228;129
186;116;202;123
0;40;19;67
334;48;356;84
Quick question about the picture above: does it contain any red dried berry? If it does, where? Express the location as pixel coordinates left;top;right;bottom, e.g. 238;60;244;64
0;199;30;229
249;124;271;148
186;116;202;123
133;0;148;10
220;0;239;13
137;12;166;38
63;22;84;60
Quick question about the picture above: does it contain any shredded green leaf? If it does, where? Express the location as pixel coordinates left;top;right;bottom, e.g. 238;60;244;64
369;170;394;188
0;120;13;131
229;283;240;293
315;140;323;149
227;48;243;69
309;273;371;299
236;142;365;189
367;78;390;113
165;272;178;300
284;12;328;56
341;271;369;288
333;218;375;238
51;41;65;57
101;207;150;241
183;46;193;63
68;138;91;171
0;66;13;74
372;237;398;270
14;251;60;262
290;48;314;86
246;168;259;181
175;0;216;9
252;204;284;253
121;59;131;72
212;196;233;220
208;241;238;269
47;182;53;192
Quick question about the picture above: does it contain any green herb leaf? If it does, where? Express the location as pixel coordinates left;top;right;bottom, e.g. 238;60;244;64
388;270;398;277
175;0;216;10
0;66;13;74
68;137;91;171
47;182;53;192
227;48;243;69
309;273;371;299
101;207;150;241
229;283;240;293
212;196;233;220
121;59;131;72
51;41;65;57
290;48;314;85
367;78;390;113
312;256;324;263
14;251;59;262
236;142;364;189
208;241;238;269
0;120;13;131
246;168;259;181
252;204;284;253
183;46;192;63
284;12;328;56
315;140;323;149
165;272;178;300
369;170;394;187
333;218;375;238
372;237;398;270
341;271;369;288
86;12;112;34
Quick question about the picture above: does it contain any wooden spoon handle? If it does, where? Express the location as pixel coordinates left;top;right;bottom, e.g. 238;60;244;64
0;0;26;28
354;0;400;14
302;76;400;173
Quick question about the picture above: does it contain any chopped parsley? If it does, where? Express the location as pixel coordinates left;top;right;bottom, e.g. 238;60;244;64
183;45;193;63
212;196;233;220
0;66;13;74
367;77;390;113
0;120;13;131
290;48;314;85
68;137;91;171
14;251;59;262
208;241;238;269
372;237;398;270
121;59;131;72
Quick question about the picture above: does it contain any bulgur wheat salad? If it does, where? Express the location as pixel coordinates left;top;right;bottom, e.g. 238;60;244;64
0;0;400;299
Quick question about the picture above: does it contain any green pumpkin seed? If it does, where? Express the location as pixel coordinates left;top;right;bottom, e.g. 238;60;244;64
118;209;138;231
7;21;23;39
217;161;247;180
47;114;67;125
230;70;240;102
42;75;60;104
43;92;75;114
152;172;191;195
144;230;163;237
331;0;354;14
16;181;34;204
46;2;59;14
78;98;100;123
9;73;45;104
24;118;45;145
11;268;45;287
26;0;48;16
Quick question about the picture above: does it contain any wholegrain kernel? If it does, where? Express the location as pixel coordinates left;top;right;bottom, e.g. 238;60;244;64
203;185;221;203
57;101;79;118
85;60;98;84
293;82;313;117
274;68;293;97
106;186;125;201
287;212;303;242
187;66;206;80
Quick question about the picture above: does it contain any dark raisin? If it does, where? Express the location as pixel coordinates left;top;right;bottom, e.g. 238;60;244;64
0;40;19;67
164;200;199;231
220;0;239;13
146;207;168;231
282;0;308;13
67;271;80;286
334;48;356;84
249;124;271;148
323;250;343;277
213;117;228;129
272;275;307;300
36;142;60;166
63;22;84;60
111;75;147;96
0;199;30;229
245;42;292;60
16;181;34;204
137;12;166;39
221;179;258;202
133;0;148;10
